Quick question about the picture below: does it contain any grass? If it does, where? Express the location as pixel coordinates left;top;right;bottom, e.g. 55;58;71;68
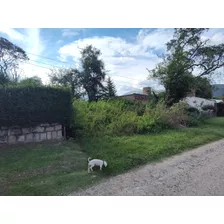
0;141;104;196
79;117;224;175
1;117;224;195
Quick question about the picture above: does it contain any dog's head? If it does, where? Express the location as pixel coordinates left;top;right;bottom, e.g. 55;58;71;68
103;161;108;167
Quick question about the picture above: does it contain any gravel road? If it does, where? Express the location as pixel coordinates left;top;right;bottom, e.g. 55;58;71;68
70;139;224;196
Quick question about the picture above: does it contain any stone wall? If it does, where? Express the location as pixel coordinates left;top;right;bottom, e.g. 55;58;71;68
0;123;63;144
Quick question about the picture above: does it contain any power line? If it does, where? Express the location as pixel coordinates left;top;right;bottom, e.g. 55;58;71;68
112;74;143;82
24;63;140;87
26;62;147;86
27;62;145;83
26;62;52;70
23;62;150;90
23;59;147;83
23;61;65;71
26;52;69;64
25;52;145;82
28;59;69;69
105;69;143;81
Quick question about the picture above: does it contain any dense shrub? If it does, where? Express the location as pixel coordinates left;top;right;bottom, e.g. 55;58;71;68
166;101;189;127
186;106;211;126
0;86;72;126
72;99;139;137
72;99;192;137
109;111;139;135
144;100;189;128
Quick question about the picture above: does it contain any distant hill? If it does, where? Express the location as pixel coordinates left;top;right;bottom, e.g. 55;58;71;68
212;84;224;98
121;88;163;96
119;84;224;98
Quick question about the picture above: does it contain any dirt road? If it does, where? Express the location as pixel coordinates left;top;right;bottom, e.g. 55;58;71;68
70;139;224;196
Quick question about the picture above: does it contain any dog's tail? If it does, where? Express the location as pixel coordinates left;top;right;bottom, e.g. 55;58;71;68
88;157;91;162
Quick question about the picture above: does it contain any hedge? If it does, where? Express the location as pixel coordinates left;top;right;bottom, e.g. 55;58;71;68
0;86;72;127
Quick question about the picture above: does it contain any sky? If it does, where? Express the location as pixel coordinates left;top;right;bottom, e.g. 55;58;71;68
0;28;224;95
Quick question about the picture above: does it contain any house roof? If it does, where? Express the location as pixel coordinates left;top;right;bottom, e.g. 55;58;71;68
212;99;224;103
117;93;148;97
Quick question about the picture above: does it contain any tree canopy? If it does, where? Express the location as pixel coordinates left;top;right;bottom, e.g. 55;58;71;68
18;76;43;87
48;45;116;101
97;76;117;100
49;68;83;99
0;37;29;86
79;45;107;102
148;29;224;105
105;76;116;98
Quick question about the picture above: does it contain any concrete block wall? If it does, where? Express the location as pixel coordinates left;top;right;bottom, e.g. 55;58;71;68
0;123;63;144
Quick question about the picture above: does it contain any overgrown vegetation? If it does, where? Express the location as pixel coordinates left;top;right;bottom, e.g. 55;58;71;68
1;117;224;195
71;98;204;138
79;118;224;175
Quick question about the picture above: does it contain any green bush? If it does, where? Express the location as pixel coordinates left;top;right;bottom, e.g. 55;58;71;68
72;99;139;137
144;100;189;128
137;115;162;133
186;106;211;127
109;111;139;135
72;99;192;137
0;86;72;126
187;114;201;126
166;101;189;127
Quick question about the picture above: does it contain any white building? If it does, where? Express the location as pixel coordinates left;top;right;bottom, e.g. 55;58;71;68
184;96;215;111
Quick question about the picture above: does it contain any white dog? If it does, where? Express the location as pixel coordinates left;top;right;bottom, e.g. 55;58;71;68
88;157;107;173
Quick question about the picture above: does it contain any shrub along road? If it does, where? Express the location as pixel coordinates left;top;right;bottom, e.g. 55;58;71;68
71;139;224;196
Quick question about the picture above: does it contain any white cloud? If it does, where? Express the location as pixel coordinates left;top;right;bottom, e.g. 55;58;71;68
24;28;45;60
19;63;50;84
0;28;44;59
137;28;174;50
58;34;163;60
109;57;164;95
59;28;224;95
56;39;63;44
199;28;224;45
0;28;24;40
58;29;171;95
0;28;45;58
207;31;224;45
1;28;223;94
0;28;47;82
62;29;80;37
18;29;47;82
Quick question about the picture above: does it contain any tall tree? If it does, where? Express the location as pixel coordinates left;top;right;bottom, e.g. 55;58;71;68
0;37;29;86
79;45;107;102
103;77;117;99
49;68;83;99
18;76;43;87
106;77;116;98
148;29;224;105
96;77;117;100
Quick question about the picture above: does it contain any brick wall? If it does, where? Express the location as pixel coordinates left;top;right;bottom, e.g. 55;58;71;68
118;94;149;104
0;123;63;144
